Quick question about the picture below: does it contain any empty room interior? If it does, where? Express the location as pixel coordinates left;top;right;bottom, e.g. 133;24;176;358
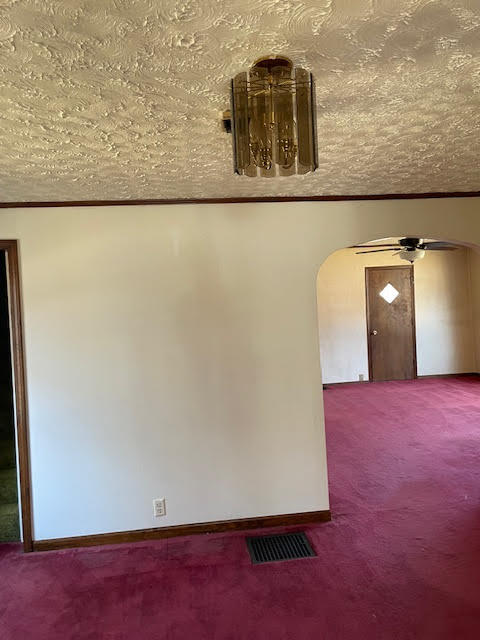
1;1;480;639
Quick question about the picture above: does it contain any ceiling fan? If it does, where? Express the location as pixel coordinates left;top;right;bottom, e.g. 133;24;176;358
351;237;458;263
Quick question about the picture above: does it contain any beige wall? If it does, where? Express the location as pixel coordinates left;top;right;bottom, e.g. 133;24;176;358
416;247;476;376
0;198;479;541
317;245;476;383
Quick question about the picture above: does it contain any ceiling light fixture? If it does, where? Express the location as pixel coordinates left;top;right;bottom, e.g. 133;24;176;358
223;56;318;177
397;248;426;263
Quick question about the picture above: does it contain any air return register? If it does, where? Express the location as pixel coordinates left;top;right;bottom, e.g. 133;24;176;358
246;532;316;564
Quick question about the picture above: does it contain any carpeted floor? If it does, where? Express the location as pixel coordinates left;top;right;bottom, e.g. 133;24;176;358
2;376;480;639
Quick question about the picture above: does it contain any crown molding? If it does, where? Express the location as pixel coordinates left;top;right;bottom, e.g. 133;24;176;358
0;191;480;209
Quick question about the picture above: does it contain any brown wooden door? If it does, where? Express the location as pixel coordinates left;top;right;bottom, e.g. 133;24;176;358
365;266;417;381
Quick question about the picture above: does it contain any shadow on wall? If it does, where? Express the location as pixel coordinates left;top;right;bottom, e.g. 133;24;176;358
169;227;264;505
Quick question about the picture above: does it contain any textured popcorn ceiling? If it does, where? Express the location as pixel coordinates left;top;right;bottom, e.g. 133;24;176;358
1;0;480;202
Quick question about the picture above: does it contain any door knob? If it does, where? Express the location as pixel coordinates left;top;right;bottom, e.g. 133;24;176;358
370;330;378;336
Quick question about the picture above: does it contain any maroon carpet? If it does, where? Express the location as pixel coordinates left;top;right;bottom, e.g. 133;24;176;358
2;376;480;639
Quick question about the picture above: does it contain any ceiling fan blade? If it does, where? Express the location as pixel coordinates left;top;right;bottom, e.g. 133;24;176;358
350;244;399;248
423;242;458;251
356;248;397;254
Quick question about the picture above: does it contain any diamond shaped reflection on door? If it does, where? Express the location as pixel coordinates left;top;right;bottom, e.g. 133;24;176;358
379;283;399;304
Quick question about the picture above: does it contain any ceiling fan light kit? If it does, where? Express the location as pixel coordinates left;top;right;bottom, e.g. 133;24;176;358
223;56;318;177
398;248;426;263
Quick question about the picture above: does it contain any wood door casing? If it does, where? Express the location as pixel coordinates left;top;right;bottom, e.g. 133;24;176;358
365;266;417;382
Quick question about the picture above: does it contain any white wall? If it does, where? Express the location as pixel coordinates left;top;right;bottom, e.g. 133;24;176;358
317;246;476;383
1;198;479;540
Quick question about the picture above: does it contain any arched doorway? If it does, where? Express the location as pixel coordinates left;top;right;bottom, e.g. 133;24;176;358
317;236;480;386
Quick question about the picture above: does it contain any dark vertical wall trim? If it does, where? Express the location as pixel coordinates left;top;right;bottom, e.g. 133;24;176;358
0;241;32;552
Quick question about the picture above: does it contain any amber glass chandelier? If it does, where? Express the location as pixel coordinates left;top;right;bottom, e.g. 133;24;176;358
224;56;317;177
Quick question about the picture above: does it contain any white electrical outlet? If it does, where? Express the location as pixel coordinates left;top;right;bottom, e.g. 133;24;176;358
359;374;365;382
153;498;166;517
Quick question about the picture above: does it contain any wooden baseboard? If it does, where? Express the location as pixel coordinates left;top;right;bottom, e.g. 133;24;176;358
323;380;369;387
417;372;480;379
32;509;331;552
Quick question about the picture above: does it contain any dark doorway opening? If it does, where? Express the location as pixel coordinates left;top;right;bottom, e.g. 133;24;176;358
0;251;19;542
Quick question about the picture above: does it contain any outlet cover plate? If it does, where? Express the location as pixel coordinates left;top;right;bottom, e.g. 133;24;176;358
153;498;166;517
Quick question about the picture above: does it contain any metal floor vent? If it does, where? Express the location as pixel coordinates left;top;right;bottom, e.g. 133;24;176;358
246;532;316;564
